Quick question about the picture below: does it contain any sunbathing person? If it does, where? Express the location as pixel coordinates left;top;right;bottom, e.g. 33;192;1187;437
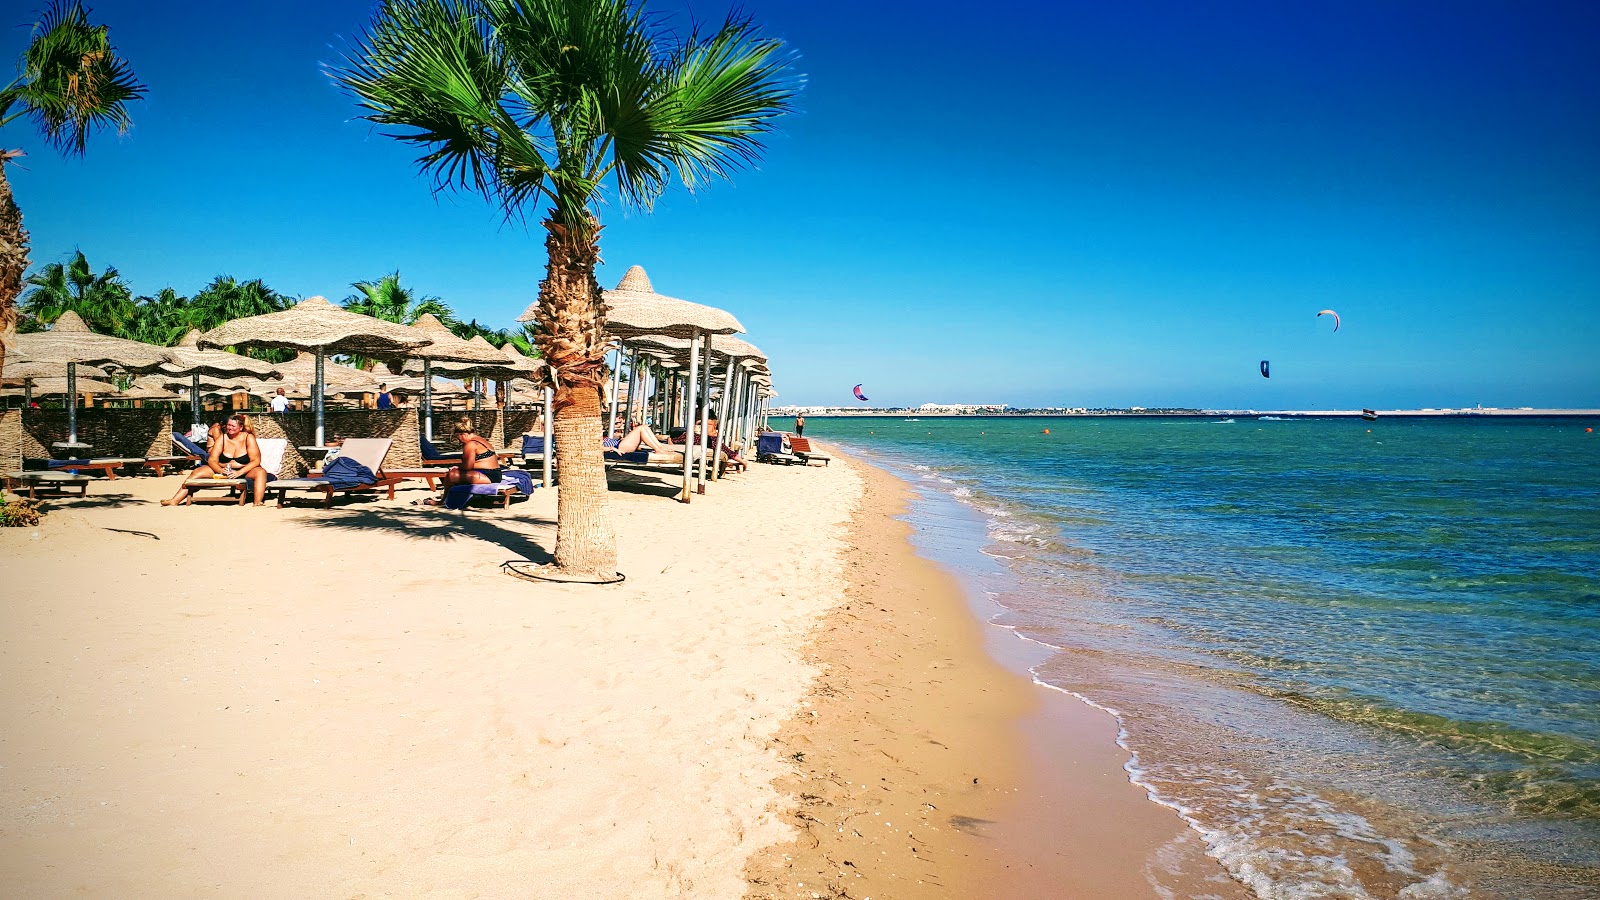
419;418;502;505
614;421;676;455
162;414;271;506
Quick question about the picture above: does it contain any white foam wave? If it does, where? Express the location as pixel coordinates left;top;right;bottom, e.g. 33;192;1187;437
1027;679;1465;900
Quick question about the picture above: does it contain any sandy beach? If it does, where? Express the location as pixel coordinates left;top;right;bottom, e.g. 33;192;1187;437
2;450;1238;898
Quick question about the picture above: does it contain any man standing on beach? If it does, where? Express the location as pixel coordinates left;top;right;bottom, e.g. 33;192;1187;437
795;414;805;436
270;388;289;413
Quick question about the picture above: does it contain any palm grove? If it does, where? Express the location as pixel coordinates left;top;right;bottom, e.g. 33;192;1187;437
2;0;797;579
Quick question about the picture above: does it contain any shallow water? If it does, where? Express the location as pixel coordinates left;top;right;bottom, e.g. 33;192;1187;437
799;415;1600;899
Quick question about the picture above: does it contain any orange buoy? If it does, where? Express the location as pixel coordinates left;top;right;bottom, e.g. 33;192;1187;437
1588;427;1594;433
1043;428;1051;435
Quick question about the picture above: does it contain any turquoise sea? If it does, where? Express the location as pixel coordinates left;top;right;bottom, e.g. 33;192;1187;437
784;415;1600;899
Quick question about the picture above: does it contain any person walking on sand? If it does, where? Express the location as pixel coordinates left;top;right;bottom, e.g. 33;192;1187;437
270;387;289;413
795;414;805;437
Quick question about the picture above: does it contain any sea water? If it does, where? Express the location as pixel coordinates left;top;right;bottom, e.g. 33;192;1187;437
793;416;1600;899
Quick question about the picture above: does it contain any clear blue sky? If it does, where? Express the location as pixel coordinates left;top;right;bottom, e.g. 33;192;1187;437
6;0;1598;409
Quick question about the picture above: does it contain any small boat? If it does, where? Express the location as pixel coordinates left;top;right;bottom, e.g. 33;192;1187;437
1361;409;1378;421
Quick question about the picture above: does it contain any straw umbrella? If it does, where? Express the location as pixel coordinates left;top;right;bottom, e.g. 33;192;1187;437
1;375;121;397
395;314;513;439
12;311;178;449
587;265;745;503
1;359;110;408
157;329;284;432
625;333;765;483
197;296;431;445
120;378;183;405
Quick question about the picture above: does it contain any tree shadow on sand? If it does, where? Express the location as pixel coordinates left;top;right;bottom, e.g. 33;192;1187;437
604;470;684;499
293;508;557;564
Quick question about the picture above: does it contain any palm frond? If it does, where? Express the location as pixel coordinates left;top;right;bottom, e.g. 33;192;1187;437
331;0;555;211
8;0;146;156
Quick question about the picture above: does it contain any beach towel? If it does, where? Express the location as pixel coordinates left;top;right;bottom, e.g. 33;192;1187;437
603;449;652;464
319;455;375;490
521;435;546;455
441;471;536;509
420;436;460;461
173;432;207;458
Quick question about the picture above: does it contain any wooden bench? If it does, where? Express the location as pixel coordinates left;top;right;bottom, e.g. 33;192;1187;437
4;471;92;499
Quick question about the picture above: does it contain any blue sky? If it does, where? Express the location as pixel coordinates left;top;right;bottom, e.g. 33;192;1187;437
5;0;1597;409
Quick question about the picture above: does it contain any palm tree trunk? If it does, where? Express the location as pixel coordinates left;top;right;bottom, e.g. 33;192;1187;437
533;218;617;577
0;154;29;379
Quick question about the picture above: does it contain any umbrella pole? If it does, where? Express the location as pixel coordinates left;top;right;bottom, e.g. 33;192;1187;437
67;362;78;445
715;355;736;481
315;349;326;447
23;378;32;410
680;330;700;503
423;360;434;440
607;344;622;440
190;373;202;433
622;347;637;433
696;337;713;491
541;385;554;489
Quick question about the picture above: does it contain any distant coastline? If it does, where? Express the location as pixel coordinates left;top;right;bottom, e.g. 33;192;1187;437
772;408;1600;418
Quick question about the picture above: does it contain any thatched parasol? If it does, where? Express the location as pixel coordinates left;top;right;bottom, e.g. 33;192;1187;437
1;375;121;397
12;311;180;446
121;378;183;402
404;333;538;426
580;267;747;500
158;330;284;431
197;297;431;444
394;315;516;437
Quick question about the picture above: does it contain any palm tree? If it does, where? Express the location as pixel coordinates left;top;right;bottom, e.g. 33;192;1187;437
187;276;294;361
19;249;136;334
127;286;192;346
342;271;457;369
333;0;797;577
0;0;145;377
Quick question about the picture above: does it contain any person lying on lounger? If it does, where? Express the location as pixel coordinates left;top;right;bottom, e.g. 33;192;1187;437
163;414;272;506
614;420;676;454
418;418;503;506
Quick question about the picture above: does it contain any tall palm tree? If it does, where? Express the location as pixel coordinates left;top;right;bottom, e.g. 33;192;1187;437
0;0;145;376
342;271;457;369
334;0;797;577
187;276;294;361
127;286;192;346
19;249;136;334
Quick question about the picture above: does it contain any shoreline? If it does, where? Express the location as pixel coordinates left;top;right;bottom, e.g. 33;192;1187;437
747;451;1248;899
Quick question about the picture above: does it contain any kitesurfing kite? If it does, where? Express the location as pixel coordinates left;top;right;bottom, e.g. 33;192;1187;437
1317;309;1341;332
1260;360;1270;378
852;384;869;402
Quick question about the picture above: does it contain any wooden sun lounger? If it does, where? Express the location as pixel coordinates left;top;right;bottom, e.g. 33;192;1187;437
49;457;144;479
270;438;401;508
138;456;191;476
4;470;91;499
787;437;831;466
385;467;446;490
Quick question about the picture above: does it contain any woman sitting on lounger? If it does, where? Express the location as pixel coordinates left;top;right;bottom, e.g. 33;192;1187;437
440;418;502;491
163;414;271;506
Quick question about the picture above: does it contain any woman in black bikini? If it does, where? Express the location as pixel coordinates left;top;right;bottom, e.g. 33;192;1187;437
424;418;501;504
163;414;271;506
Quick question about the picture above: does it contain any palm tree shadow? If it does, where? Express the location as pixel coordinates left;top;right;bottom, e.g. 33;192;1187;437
293;508;556;564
